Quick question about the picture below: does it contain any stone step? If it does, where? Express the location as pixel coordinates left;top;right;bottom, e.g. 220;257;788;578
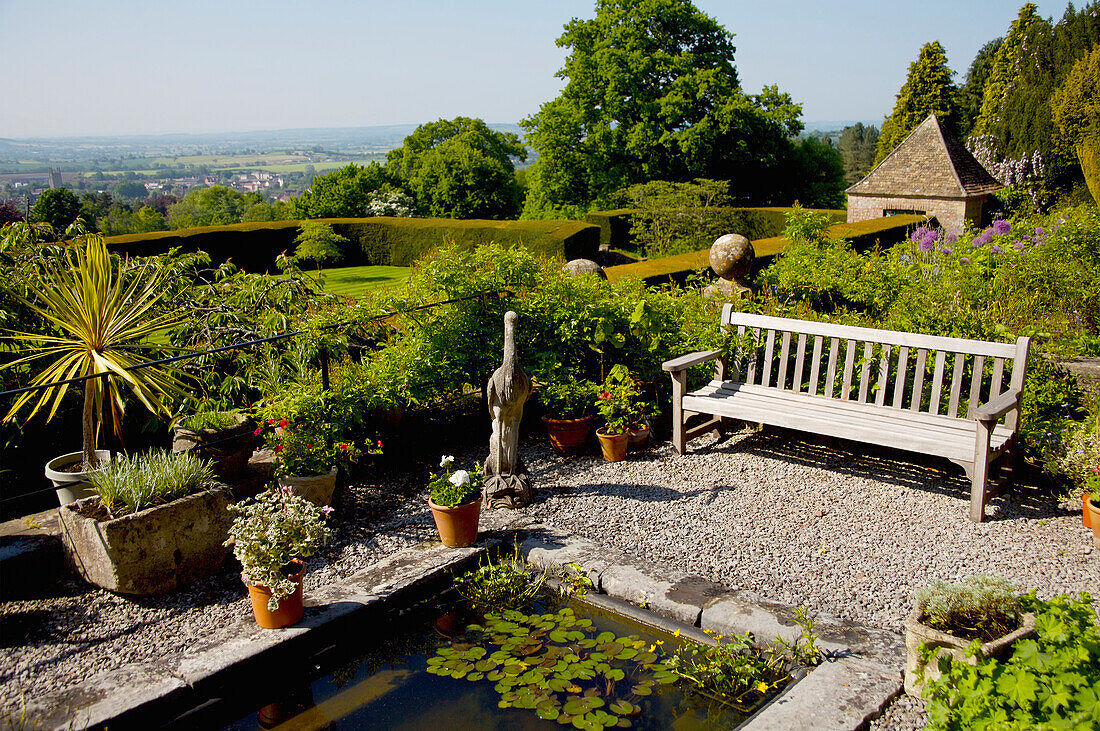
0;508;65;600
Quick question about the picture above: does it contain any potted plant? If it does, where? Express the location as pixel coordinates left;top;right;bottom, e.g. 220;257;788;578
57;450;232;594
226;485;333;629
1055;418;1099;530
904;574;1036;697
594;365;640;462
539;372;597;456
1085;467;1100;547
427;455;483;548
172;409;256;479
2;235;186;504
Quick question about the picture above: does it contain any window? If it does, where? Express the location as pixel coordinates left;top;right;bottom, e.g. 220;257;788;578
883;208;925;216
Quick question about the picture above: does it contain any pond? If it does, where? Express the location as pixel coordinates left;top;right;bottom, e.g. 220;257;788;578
204;592;788;730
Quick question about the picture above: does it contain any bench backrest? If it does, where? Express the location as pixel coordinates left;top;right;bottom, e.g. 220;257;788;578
720;307;1030;429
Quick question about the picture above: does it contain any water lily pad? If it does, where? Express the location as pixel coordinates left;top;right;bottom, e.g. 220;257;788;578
474;659;498;672
537;702;561;720
550;629;569;643
604;668;625;682
635;652;657;664
577;638;597;649
467;671;484;682
608;700;635;716
615;648;637;660
596;631;616;643
631;684;652;696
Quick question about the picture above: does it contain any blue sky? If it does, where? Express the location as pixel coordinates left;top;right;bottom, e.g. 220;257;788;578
0;0;1049;138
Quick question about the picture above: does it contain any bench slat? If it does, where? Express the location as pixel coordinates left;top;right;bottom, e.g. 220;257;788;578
841;339;856;400
778;331;792;390
731;325;746;381
967;355;985;419
794;333;807;393
825;337;840;398
892;346;909;408
858;341;874;403
725;311;1019;359
809;335;823;396
991;357;1004;399
762;329;776;387
875;345;891;407
745;328;760;385
948;353;964;419
911;348;928;412
929;351;947;415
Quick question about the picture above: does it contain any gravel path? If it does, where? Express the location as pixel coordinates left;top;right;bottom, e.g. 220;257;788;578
2;424;1096;729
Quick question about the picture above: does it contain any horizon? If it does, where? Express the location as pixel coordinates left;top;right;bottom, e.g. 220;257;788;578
2;1;1046;139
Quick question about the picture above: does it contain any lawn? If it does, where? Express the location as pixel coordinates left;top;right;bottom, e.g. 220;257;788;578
307;265;411;298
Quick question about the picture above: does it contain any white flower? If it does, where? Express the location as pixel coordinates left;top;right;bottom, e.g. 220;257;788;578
448;470;470;487
440;455;454;468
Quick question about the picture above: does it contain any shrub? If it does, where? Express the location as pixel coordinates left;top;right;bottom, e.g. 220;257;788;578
913;575;1024;642
453;541;546;613
90;450;214;518
539;372;598;420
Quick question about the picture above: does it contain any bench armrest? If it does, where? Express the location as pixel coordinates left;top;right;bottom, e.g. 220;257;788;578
975;388;1022;423
662;349;722;373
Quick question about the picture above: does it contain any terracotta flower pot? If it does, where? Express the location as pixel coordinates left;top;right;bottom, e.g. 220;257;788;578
903;608;1036;697
543;414;594;456
278;467;338;508
1085;493;1094;529
596;427;629;462
246;561;305;629
1088;498;1100;550
428;496;481;548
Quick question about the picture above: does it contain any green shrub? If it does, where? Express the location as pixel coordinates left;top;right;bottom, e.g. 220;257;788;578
539;372;598;420
181;411;240;431
91;450;214;517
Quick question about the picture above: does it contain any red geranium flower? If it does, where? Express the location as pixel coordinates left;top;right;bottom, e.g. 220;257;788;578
338;443;348;451
274;444;284;453
278;419;289;429
377;440;383;448
306;443;313;449
267;418;275;425
599;392;610;399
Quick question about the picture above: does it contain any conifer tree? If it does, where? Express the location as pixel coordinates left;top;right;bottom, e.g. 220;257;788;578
873;41;958;165
973;4;1048;138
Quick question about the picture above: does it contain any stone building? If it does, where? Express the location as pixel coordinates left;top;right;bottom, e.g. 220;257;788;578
846;114;1003;233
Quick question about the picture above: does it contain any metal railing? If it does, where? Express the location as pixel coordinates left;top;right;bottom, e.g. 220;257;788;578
0;289;509;507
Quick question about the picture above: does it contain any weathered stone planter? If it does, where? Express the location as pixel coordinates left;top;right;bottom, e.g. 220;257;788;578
278;467;337;507
172;413;255;478
58;486;234;595
903;608;1036;696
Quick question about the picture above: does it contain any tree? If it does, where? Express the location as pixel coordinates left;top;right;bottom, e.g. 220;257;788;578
786;136;846;208
1051;44;1100;202
0;200;24;226
874;41;958;165
387;117;526;219
111;180;148;200
293;222;347;269
289;163;394;219
29;188;80;233
166;186;249;229
837;123;879;184
957;38;1003;136
973;4;1048;139
520;0;798;213
617;178;736;258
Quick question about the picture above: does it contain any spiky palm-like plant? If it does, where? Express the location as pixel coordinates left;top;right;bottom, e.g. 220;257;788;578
2;235;187;468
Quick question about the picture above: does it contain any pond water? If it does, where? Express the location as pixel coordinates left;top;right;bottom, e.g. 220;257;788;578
213;593;782;730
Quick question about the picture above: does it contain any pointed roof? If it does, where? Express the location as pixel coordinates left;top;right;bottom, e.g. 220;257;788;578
846;114;1003;199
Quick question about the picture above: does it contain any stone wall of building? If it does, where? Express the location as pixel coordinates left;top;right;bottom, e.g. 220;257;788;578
847;195;968;233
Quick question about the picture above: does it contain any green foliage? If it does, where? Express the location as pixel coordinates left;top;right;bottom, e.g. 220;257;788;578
288;163;396;219
428;456;483;508
226;486;333;611
539;371;598;420
595;364;644;435
1055;409;1100;491
782;204;832;246
453;542;547;613
617;179;742;258
181;410;240;431
521;0;798;211
914;575;1024;642
387;117;526;220
166;185;262;229
257;380;366;477
29;188;80;233
874;41;958;165
90;449;214;518
293;221;347;267
1051;44;1100;148
786;136;847;209
957;38;1003;136
922;592;1100;730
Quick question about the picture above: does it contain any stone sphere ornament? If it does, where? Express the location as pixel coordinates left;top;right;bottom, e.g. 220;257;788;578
704;233;754;300
562;259;606;279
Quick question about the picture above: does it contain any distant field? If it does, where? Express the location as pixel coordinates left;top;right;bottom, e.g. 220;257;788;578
307;265;411;298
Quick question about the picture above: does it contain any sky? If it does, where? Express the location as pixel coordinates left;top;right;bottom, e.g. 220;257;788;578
0;0;1057;139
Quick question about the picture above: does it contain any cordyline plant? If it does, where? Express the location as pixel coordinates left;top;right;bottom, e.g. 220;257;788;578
226;486;333;611
1;235;187;468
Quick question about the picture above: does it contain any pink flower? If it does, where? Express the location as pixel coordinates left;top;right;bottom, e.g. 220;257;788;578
338;443;347;451
377;440;383;448
253;427;263;436
321;505;334;515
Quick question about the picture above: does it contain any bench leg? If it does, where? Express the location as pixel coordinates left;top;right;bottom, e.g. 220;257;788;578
671;371;686;455
970;421;994;522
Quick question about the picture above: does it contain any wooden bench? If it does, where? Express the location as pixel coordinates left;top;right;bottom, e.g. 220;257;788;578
662;307;1031;522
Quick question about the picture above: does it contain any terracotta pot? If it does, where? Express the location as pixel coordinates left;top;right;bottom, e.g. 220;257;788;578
428;496;481;547
903;608;1036;697
45;450;111;505
1085;493;1094;529
172;413;255;478
246;561;305;629
596;427;629;462
1088;498;1100;550
627;422;650;449
278;467;338;508
542;414;594;456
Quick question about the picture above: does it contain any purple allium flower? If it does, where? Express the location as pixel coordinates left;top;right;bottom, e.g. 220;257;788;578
919;238;934;253
993;219;1011;235
945;232;958;245
991;245;1004;254
910;229;923;243
1013;240;1025;250
941;247;952;255
1035;227;1044;236
959;257;971;264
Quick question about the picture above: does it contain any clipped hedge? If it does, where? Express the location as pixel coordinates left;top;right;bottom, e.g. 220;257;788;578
604;214;932;285
106;217;600;272
586;206;847;251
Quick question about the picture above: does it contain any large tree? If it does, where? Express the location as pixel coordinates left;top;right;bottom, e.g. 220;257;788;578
957;38;1003;136
386;117;526;219
837;123;879;184
520;0;797;215
289;162;395;219
29;188;81;234
874;41;958;165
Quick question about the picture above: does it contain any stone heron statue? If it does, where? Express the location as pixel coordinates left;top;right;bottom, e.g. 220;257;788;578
483;310;533;509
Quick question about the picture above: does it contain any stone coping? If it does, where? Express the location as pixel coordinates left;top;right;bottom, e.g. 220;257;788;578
24;516;901;730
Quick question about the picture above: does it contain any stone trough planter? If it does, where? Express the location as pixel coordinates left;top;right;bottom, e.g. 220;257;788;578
58;486;235;595
903;608;1036;696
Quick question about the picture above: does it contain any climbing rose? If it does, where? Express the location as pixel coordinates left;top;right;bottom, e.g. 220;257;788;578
599;392;611;400
274;444;284;453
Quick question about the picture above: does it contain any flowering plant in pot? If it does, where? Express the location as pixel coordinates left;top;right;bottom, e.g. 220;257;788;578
539;372;597;456
427;455;484;548
594;364;641;462
225;485;333;629
254;416;366;507
1055;416;1100;529
1085;468;1100;547
903;574;1034;697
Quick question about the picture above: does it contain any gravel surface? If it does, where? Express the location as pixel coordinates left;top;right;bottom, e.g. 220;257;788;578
2;423;1097;729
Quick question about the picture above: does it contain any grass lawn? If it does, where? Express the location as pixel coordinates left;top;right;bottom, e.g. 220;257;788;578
307;265;411;298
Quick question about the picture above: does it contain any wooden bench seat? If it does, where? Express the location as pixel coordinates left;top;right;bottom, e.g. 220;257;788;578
663;308;1031;522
